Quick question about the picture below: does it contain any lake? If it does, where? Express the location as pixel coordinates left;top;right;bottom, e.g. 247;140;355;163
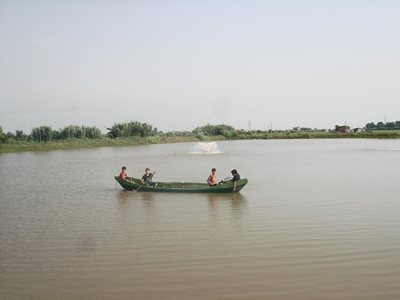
1;139;400;299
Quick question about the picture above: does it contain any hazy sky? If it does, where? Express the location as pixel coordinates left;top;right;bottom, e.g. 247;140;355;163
1;0;399;132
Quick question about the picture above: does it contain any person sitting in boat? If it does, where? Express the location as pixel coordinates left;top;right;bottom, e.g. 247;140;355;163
230;169;240;192
141;168;157;187
119;166;129;181
207;168;219;186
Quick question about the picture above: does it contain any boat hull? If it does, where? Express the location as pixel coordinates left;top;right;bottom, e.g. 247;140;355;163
114;176;248;193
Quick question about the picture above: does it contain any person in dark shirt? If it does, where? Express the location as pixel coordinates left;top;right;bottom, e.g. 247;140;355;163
230;169;240;192
141;168;157;187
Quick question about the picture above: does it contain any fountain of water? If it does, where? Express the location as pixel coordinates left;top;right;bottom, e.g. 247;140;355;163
190;142;222;154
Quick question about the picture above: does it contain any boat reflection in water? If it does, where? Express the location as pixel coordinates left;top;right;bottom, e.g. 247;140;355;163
207;193;247;222
116;190;247;220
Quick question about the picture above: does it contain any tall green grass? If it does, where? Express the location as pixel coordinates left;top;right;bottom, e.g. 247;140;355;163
371;130;400;136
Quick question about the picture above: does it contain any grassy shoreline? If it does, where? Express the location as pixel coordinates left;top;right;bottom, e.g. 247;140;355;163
1;131;399;154
0;136;200;154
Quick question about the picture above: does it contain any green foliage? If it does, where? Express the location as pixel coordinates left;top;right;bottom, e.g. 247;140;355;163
60;125;102;139
85;126;102;139
366;122;375;129
146;136;160;144
0;126;5;144
195;133;208;141
366;121;400;130
28;125;102;142
15;130;28;141
2;119;399;154
193;124;237;138
5;131;16;142
31;126;53;142
107;121;157;138
0;129;29;143
52;130;62;140
377;122;385;129
61;125;83;139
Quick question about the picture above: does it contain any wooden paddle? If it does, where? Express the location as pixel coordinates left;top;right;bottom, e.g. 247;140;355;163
135;184;145;192
219;176;232;184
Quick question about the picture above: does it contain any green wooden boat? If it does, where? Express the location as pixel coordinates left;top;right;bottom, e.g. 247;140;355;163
114;176;248;193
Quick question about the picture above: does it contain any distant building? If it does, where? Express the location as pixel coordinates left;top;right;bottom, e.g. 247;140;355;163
353;127;366;133
293;127;312;131
335;125;351;133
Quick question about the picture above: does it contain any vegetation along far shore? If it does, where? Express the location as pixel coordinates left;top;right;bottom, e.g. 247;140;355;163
1;121;399;153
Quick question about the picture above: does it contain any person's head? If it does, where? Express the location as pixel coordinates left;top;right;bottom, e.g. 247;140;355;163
211;168;216;174
231;169;238;175
145;168;150;173
122;166;126;171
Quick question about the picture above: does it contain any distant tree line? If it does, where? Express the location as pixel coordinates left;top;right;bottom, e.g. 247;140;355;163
2;120;400;146
1;122;241;144
365;121;400;130
0;125;102;143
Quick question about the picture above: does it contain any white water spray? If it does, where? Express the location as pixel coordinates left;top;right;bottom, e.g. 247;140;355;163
190;142;222;154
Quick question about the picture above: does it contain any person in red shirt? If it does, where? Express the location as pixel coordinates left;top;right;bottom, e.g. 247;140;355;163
207;168;218;186
119;166;129;181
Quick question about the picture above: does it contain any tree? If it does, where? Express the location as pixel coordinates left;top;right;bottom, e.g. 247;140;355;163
52;130;62;140
386;122;395;129
59;125;102;139
5;132;15;142
365;122;376;129
15;130;28;141
376;122;385;129
0;126;4;144
193;124;236;137
107;122;157;138
84;126;101;139
61;125;81;139
31;126;53;142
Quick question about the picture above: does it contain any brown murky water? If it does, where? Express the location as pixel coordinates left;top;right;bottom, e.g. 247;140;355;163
1;139;400;299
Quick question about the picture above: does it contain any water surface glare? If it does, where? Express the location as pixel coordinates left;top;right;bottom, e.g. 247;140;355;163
1;139;400;299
